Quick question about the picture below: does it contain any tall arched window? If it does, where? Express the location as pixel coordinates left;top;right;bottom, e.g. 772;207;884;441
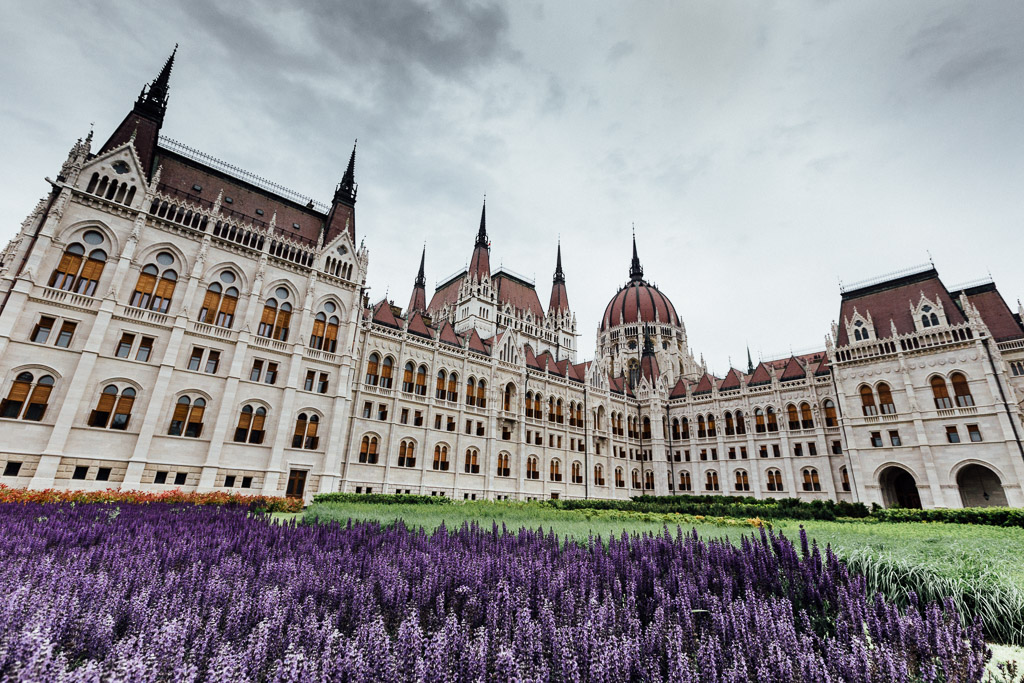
706;414;716;437
787;404;800;430
292;413;320;450
233;404;267;444
359;436;379;464
257;295;292;341
840;466;851;492
365;353;381;386
860;386;878;416
168;396;205;438
766;407;778;432
951;372;974;407
644;471;654;490
525;391;535;418
755;409;766;433
496;452;510;477
432;444;449;471
464;448;480;474
476;379;487;408
549;458;562;482
766;468;784;492
398;440;416;467
681;416;690;439
0;372;55;421
802;468;822;492
49;238;107;296
466;377;476;406
877;383;896;414
679;470;691;491
931;376;952;409
735;410;746;435
435;370;447;400
672;417;681;440
823;400;837;427
380;357;394;389
534;394;543;419
548;397;556;422
615;467;624;488
697;415;707;438
503;383;515;412
526;456;539;479
309;302;340;352
200;274;239;328
556;399;564;424
800;402;814;429
446;372;458;402
88;384;136;430
632;469;641;489
416;365;428;396
571;461;582;484
705;471;719;491
402;362;416;393
130;256;178;312
724;412;734;436
642;416;652;439
734;470;750;491
593;464;605;486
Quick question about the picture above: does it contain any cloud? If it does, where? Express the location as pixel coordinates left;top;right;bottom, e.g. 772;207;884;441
606;40;634;64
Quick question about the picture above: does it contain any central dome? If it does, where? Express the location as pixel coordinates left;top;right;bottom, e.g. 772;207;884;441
601;279;680;331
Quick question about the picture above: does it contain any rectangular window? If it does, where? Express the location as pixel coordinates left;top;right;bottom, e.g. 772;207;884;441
136;336;154;362
55;321;77;348
154;470;168;484
794;443;803;457
317;372;329;394
241;476;253;488
740;446;747;459
224;475;236;488
700;449;707;461
250;360;264;382
3;461;22;477
400;408;409;425
466;419;473;435
265;362;278;384
772;444;780;457
378;404;388;421
188;347;204;371
31;316;55;344
477;421;485;436
363;402;373;419
759;445;768;458
710;448;717;460
870;431;883;448
115;333;135;358
414;410;423;427
304;370;316;392
831;440;843;455
96;467;111;481
888;430;901;447
684;450;690;462
434;414;442;430
72;465;88;480
967;424;982;442
205;350;221;374
945;425;960;443
174;472;187;486
807;442;817;456
728;447;736;460
447;417;455;432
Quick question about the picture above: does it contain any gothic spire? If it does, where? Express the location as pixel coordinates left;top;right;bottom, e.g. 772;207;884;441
475;197;488;248
135;44;177;122
629;229;644;282
553;241;565;284
746;345;754;374
549;240;570;314
468;197;490;280
334;140;358;206
407;245;427;315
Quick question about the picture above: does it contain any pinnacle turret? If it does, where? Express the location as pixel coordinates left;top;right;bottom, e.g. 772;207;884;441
549;241;570;314
134;44;176;122
468;198;490;280
629;230;644;282
334;140;358;206
407;245;427;315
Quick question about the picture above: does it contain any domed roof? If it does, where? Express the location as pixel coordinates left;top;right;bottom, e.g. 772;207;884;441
600;234;680;331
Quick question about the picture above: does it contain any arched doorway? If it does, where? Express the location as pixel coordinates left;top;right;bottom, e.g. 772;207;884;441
957;464;1007;507
879;466;922;509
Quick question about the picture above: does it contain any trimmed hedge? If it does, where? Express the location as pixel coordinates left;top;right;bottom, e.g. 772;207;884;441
0;485;302;513
546;496;870;521
870;505;1024;528
312;492;452;506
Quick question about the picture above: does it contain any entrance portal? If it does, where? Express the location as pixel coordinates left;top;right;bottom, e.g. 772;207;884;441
957;464;1007;507
879;466;922;509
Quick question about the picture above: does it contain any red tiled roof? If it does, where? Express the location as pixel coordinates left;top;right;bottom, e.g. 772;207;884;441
535;350;556;372
640;353;660;383
371;300;401;329
465;328;489;356
494;274;545;319
955;284;1024;342
549;281;569;315
747;362;772;386
437;321;463;348
523;344;542;370
669;378;688;398
601;280;679;330
814;355;831;376
692;373;715;394
609;375;626;395
101;112;161;179
427;276;463;316
836;268;966;346
407;284;426;316
569;361;590;382
719;368;743;391
406;312;433;340
779;357;806;381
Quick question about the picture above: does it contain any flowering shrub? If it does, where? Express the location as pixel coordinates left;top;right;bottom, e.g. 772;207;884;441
0;484;302;512
0;503;988;681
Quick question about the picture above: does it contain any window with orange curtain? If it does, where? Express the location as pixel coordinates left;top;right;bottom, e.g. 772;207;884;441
861;386;878;416
415;365;428;396
877;384;896;414
49;244;85;290
380;358;393;389
931;376;952;409
823;400;837;427
950;372;974;407
476;380;486;408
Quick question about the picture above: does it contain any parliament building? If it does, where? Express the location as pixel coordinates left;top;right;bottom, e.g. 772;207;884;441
2;51;1023;509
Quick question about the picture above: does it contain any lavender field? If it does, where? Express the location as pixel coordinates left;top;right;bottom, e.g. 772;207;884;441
0;503;990;682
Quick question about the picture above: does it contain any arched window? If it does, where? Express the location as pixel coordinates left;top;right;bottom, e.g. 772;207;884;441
466;377;476;406
88;384;136;430
724;412;734;436
550;458;562;482
787;404;800;430
534;394;543;419
735;410;746;435
931;376;952;409
631;469;641;489
366;353;381;386
432;444;449;471
446;372;458;402
414;365;428;396
766;468;784;492
755;408;766;433
705;471;720;491
642;416;652;439
877;383;895;414
802;468;822;492
697;415;706;438
402;362;416;393
308;305;340;353
200;279;239;328
168;396;205;438
644;471;654;490
435;370;447;400
464;448;480;474
860;386;878;416
672;417;681;440
292;413;320;449
734;470;750;492
593;464;604;486
679;470;691;491
823;400;837;427
556;399;564;424
257;295;292;341
359;435;380;464
233;404;267;444
681;416;690;439
130;257;178;313
496;452;510;477
548;397;556;422
503;383;515;412
706;414;716;437
476;379;487;408
766;407;778;432
615;467;624;488
525;391;535;418
526;456;539;479
840;466;851;492
49;240;107;296
380;357;394;389
398;440;416;467
800;402;814;429
951;372;974;407
0;372;55;422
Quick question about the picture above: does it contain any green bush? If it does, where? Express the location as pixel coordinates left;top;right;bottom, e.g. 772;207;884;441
312;492;452;506
870;506;1024;528
546;495;869;521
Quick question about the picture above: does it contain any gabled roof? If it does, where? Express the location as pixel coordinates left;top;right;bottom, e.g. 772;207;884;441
464;328;489;356
568;361;590;382
779;356;806;381
437;321;463;348
747;362;773;387
371;300;401;329
535;350;556;372
406;311;434;340
814;355;831;376
952;282;1024;342
523;344;542;370
640;353;660;384
427;275;464;316
609;375;626;395
718;368;743;391
493;272;546;319
692;372;715;395
669;378;688;399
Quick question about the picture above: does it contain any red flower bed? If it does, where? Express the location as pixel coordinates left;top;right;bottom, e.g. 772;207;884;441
0;484;302;512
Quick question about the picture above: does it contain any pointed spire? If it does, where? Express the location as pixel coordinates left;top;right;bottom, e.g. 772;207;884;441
553;241;565;284
746;346;754;374
549;240;570;314
629;227;644;281
333;140;358;205
476;196;488;248
407;245;428;315
415;244;426;287
468;197;491;280
134;44;177;122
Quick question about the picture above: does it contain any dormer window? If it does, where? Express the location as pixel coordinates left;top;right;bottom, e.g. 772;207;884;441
920;305;940;328
853;320;869;342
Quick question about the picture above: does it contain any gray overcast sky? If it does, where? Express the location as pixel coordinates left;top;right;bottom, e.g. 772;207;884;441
2;1;1023;372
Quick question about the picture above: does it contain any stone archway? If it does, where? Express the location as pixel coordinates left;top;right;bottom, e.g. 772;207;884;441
956;464;1008;508
879;466;922;509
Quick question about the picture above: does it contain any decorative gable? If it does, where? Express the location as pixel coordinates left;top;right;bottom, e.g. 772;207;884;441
844;308;874;344
77;142;148;211
911;291;947;332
